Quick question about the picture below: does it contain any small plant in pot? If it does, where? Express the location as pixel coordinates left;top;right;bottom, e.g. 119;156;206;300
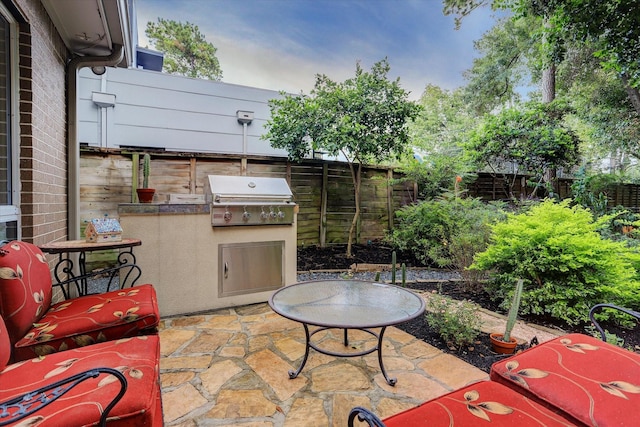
490;278;523;354
136;153;156;203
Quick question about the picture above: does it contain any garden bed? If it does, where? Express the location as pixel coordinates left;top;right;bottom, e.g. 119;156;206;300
297;243;640;372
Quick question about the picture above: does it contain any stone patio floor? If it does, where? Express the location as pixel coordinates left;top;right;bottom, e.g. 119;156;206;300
158;291;563;426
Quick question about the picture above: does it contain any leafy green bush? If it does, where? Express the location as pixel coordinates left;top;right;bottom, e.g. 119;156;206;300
425;293;482;349
471;199;640;325
388;197;506;287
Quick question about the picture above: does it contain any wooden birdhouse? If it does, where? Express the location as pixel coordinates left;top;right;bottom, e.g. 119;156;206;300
85;218;123;243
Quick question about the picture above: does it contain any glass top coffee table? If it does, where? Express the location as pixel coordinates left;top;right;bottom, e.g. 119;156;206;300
269;279;426;386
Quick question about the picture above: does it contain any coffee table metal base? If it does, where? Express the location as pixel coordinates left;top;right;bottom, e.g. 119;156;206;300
290;324;397;386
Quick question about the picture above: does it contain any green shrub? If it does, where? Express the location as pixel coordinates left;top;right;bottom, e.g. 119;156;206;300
388;196;506;287
471;199;640;325
425;293;482;349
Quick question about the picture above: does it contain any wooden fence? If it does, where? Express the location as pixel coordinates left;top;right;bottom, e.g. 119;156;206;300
80;148;416;251
80;147;640;267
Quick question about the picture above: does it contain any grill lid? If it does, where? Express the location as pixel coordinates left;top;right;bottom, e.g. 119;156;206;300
205;175;293;204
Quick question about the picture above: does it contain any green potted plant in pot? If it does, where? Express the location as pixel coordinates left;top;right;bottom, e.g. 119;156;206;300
490;278;523;354
136;153;156;203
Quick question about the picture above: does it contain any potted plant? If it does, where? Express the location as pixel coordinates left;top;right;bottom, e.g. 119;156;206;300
136;153;156;203
490;278;523;354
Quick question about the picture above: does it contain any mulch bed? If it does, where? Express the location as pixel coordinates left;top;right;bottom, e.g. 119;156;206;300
297;242;640;373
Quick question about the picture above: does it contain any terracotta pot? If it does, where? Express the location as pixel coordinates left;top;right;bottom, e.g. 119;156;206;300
490;333;518;354
136;188;156;203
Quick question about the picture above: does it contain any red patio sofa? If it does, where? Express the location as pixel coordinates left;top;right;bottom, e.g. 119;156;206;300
0;240;160;362
349;304;640;426
0;314;163;426
0;240;163;425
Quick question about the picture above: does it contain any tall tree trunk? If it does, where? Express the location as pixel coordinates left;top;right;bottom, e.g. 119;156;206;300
542;61;558;196
541;63;556;104
621;74;640;115
346;161;361;258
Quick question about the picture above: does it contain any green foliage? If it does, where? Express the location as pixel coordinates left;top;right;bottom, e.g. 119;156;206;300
145;19;222;80
471;199;640;325
569;166;610;216
465;100;581;198
426;293;482;349
398;85;477;200
389;197;506;286
264;58;421;256
544;0;640;89
461;16;533;114
264;58;421;164
584;325;625;348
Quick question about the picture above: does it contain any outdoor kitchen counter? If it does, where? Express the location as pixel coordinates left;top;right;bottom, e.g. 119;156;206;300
118;202;297;317
118;203;210;215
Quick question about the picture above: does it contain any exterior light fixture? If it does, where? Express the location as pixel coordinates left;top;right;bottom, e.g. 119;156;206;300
91;65;106;75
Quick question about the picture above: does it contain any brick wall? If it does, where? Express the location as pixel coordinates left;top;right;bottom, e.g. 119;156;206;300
13;0;69;245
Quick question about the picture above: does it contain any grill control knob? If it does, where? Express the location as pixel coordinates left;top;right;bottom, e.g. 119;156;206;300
277;208;285;219
223;210;232;222
260;208;269;220
269;207;277;219
242;210;251;222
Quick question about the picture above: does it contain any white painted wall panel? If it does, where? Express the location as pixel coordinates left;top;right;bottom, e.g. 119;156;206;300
77;67;287;156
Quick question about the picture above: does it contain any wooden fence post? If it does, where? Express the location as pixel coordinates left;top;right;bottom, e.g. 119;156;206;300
387;169;393;230
131;152;139;203
320;163;328;247
189;158;197;193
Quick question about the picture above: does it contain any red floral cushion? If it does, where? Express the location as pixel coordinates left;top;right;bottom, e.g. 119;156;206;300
0;241;52;343
382;380;575;426
0;335;162;426
12;284;159;361
491;333;640;427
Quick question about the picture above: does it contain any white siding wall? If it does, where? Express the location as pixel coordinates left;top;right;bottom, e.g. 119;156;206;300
77;67;287;156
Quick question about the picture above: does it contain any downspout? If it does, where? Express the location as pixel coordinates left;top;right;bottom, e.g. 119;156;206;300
66;45;124;240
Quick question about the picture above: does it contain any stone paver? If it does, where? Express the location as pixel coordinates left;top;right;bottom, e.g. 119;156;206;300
159;301;562;425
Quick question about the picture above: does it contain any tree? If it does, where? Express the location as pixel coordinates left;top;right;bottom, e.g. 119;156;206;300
145;18;222;80
544;0;640;112
461;16;532;114
444;0;640;114
400;84;477;199
465;100;581;199
263;59;421;256
560;46;640;172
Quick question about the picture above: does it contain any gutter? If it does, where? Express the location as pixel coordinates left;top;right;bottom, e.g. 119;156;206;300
66;45;124;240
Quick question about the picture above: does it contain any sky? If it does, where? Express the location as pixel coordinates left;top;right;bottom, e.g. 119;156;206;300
134;0;504;100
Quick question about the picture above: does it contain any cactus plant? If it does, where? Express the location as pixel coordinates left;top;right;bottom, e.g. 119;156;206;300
490;278;524;354
503;278;524;342
391;251;397;285
136;153;155;203
142;153;151;189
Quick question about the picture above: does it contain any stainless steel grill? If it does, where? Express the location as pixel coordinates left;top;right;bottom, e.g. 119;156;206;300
203;175;297;302
205;175;296;226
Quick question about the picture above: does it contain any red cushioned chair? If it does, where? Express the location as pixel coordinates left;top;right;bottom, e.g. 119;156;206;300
0;314;163;426
348;380;578;426
491;332;640;427
0;241;160;362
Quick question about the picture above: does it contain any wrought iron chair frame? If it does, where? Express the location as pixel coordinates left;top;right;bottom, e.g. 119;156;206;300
0;367;127;426
588;303;640;342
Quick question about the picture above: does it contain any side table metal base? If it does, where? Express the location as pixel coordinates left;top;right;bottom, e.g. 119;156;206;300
288;324;397;386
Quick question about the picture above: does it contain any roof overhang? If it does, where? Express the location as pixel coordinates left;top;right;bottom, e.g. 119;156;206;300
41;0;134;68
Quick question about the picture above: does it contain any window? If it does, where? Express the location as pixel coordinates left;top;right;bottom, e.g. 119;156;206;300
0;7;18;241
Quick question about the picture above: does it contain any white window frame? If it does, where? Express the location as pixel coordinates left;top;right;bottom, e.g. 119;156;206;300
0;3;21;240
